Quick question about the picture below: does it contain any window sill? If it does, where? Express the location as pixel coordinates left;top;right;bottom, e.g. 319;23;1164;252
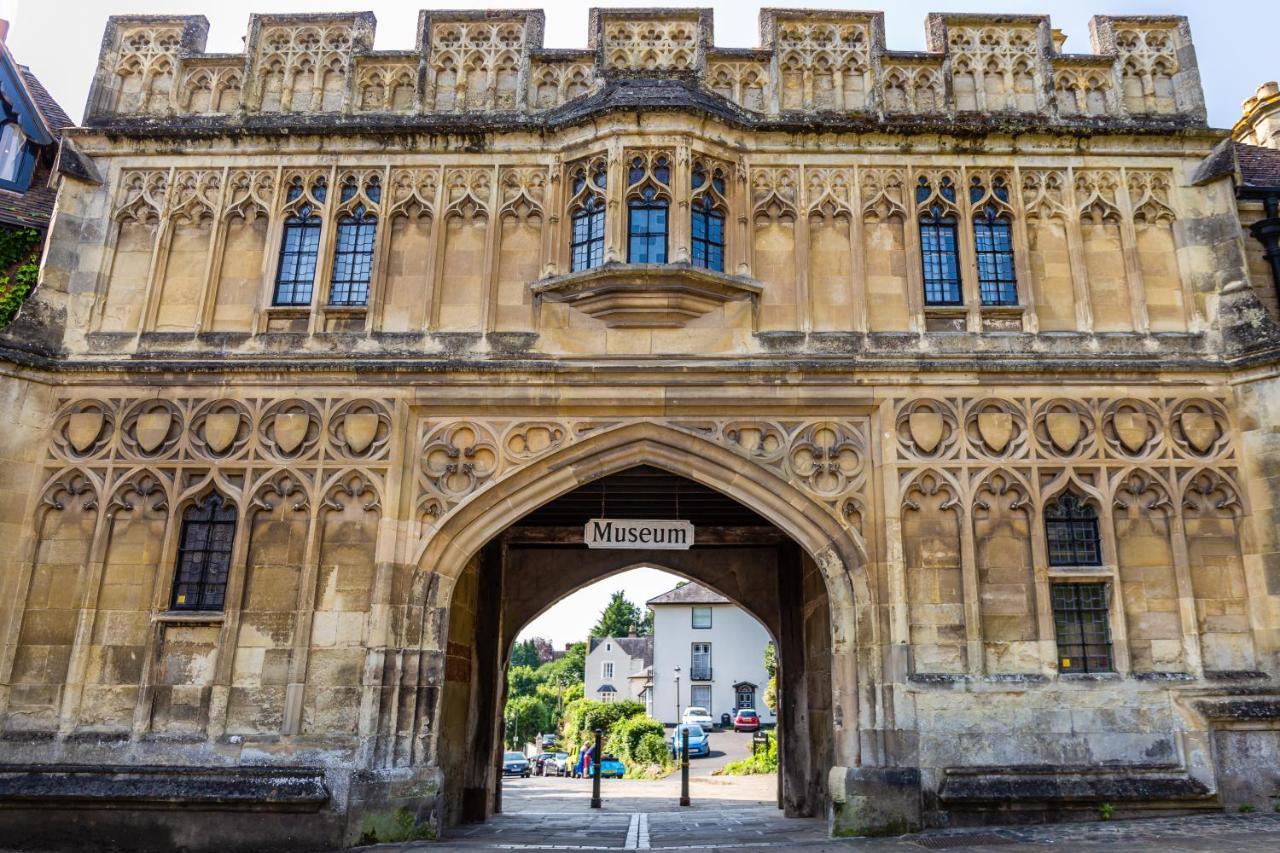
532;262;761;328
154;610;225;624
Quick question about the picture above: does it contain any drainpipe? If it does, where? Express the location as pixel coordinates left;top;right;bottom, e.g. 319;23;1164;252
1250;194;1280;302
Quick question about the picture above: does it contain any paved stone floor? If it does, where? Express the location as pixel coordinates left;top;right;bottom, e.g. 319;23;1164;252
356;772;1280;852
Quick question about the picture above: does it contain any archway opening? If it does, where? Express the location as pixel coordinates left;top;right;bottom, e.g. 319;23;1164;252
433;465;836;827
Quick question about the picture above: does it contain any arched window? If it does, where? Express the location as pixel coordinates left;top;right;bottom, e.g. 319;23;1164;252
171;492;237;612
569;158;606;272
626;153;671;264
690;162;726;272
272;176;326;306
971;176;1017;306
329;175;381;306
917;176;961;306
1044;491;1101;567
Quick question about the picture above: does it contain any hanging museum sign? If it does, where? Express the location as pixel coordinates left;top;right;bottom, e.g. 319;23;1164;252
584;518;695;550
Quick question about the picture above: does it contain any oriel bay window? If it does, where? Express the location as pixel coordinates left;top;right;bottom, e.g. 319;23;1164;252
970;175;1018;306
569;157;606;272
916;175;962;306
328;174;381;307
626;151;672;264
171;492;236;612
690;161;727;272
272;175;327;306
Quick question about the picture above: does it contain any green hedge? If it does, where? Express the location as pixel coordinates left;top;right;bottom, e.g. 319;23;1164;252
713;730;778;776
604;714;666;763
0;226;42;328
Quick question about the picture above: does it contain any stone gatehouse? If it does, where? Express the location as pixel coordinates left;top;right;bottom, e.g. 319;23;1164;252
1;6;1279;850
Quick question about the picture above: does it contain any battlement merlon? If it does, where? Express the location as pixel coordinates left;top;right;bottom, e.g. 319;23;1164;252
80;7;1208;129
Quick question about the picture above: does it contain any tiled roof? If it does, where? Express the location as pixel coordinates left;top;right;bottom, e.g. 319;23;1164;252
588;635;653;667
0;63;72;231
646;581;730;606
21;66;73;137
1235;141;1280;190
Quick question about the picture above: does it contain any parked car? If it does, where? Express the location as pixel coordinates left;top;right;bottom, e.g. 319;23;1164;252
502;751;531;777
670;723;711;758
532;751;557;774
586;755;626;779
540;733;558;749
681;706;715;730
541;752;570;776
733;708;761;732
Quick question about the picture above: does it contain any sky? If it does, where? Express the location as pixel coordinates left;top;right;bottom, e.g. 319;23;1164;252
518;567;682;648
3;0;1276;130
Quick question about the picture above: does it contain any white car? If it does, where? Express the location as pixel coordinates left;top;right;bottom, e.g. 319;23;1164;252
681;706;715;729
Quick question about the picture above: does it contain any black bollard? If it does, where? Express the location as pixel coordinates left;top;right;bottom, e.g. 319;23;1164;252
590;728;603;809
679;727;690;806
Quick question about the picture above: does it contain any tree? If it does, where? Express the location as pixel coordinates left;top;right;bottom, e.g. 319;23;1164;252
530;637;555;664
591;591;650;638
763;642;778;713
507;664;540;698
510;639;541;670
504;695;550;749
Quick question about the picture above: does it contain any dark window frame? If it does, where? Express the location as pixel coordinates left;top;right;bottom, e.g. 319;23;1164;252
1051;582;1114;673
919;204;962;306
328;205;377;307
973;205;1018;306
691;195;726;272
170;492;237;612
570;195;606;272
627;192;669;264
1045;491;1103;567
273;206;322;306
690;641;712;681
691;606;712;629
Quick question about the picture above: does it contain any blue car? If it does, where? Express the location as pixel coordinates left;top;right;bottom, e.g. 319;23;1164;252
586;755;626;778
670;724;710;758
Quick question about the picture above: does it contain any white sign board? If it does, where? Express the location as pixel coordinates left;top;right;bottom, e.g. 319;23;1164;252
584;518;694;550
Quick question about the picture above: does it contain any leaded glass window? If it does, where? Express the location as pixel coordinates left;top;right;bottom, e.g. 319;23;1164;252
626;152;672;264
569;159;607;272
1051;583;1114;673
691;163;727;272
273;176;326;306
917;176;961;306
971;176;1017;306
171;493;236;612
1045;491;1102;567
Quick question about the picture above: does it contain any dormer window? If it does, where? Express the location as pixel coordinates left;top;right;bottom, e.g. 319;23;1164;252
0;121;28;188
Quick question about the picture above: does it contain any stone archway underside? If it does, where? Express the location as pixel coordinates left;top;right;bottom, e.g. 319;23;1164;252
426;458;844;828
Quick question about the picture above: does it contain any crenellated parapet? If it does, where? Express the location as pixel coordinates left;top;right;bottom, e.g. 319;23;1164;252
82;7;1206;129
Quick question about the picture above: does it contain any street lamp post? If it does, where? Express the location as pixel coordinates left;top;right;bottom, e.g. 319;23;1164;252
674;665;681;725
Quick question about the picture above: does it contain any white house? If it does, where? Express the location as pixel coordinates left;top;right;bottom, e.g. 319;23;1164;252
647;583;775;726
583;634;652;705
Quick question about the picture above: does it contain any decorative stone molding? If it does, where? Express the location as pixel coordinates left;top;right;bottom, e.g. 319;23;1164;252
530;263;762;328
83;9;1206;127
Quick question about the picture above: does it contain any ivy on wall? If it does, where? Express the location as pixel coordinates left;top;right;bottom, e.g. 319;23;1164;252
0;225;42;328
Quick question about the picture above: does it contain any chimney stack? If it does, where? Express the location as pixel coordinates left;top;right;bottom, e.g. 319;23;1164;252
628;625;637;638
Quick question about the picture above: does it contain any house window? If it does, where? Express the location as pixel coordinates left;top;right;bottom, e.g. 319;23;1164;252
600;690;616;704
971;176;1017;306
0;122;28;185
329;176;380;307
1051;583;1113;673
917;176;962;306
690;684;712;710
1045;491;1102;567
691;606;712;629
735;685;755;710
569;159;606;272
601;661;614;680
691;642;711;681
273;177;326;306
690;161;727;272
170;492;236;611
626;152;672;264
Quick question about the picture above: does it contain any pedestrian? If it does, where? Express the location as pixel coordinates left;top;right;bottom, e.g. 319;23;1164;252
578;742;594;779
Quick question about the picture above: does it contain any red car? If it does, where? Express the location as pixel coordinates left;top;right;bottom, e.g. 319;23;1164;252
733;708;760;732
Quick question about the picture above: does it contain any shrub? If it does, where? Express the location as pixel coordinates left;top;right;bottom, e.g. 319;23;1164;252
633;732;670;765
0;226;42;328
714;730;778;776
559;698;644;753
606;715;666;763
